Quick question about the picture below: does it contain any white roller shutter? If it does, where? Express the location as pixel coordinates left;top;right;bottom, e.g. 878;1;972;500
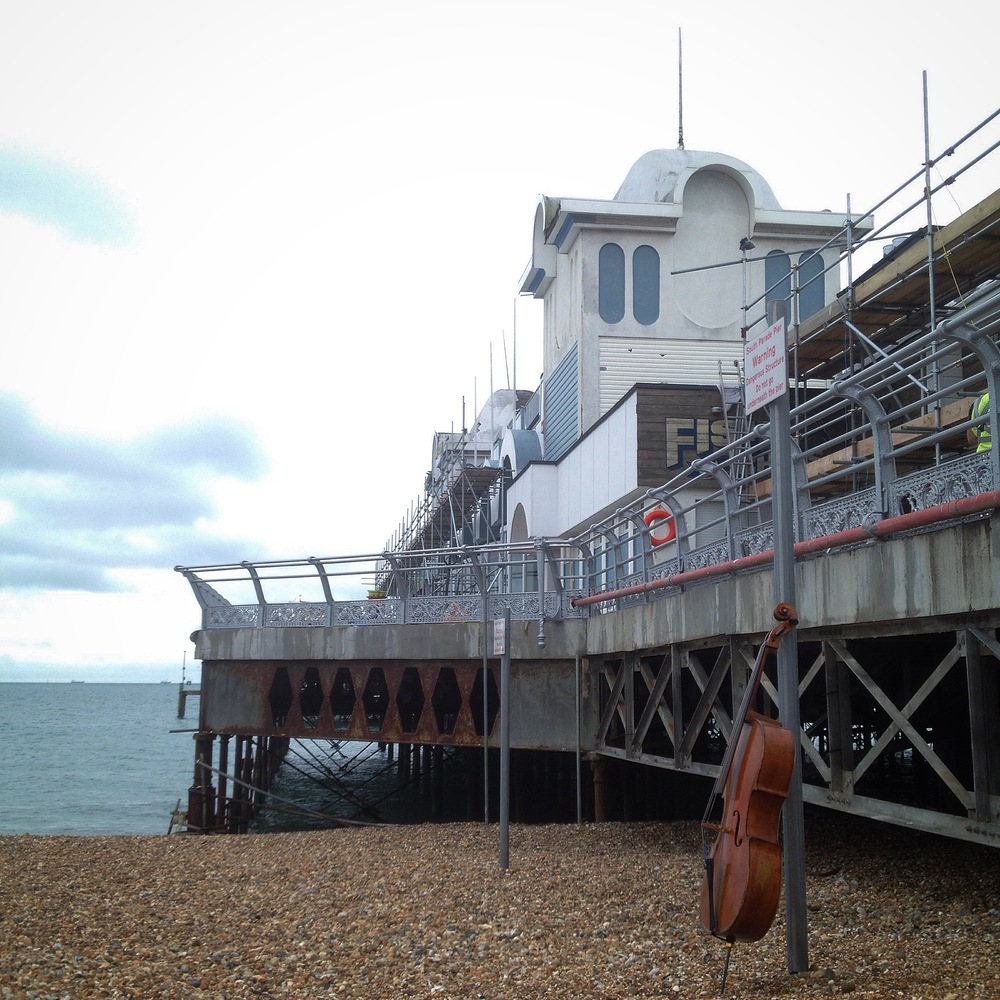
599;337;745;414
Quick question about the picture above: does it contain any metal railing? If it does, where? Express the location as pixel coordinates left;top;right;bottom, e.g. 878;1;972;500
177;284;1000;629
176;543;575;630
750;101;1000;386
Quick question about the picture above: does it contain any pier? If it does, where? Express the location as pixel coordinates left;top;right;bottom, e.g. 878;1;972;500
175;682;200;720
175;107;1000;843
178;469;1000;841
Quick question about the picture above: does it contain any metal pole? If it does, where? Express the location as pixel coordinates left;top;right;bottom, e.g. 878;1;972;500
922;71;937;338
923;71;942;465
473;555;490;824
768;303;808;974
535;540;547;649
575;654;583;824
482;646;490;824
499;607;512;869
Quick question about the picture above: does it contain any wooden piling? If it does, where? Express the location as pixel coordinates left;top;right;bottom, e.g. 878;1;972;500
216;735;230;830
591;756;610;823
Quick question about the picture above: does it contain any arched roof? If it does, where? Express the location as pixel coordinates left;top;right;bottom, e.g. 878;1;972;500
613;148;782;211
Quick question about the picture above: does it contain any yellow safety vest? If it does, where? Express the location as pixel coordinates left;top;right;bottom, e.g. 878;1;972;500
972;393;992;452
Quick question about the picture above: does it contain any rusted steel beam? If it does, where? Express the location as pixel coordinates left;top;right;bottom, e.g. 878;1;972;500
200;660;499;746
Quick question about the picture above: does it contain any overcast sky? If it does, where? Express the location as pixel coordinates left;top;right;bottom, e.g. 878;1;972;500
1;0;996;682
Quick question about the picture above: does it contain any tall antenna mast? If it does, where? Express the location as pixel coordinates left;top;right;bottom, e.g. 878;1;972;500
677;27;684;149
512;298;517;393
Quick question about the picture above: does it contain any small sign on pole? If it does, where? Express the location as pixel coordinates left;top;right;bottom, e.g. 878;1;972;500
745;316;788;415
492;617;507;656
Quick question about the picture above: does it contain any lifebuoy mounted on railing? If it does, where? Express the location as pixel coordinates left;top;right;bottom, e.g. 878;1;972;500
644;507;676;545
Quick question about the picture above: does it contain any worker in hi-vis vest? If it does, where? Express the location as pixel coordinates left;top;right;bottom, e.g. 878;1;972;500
967;392;992;451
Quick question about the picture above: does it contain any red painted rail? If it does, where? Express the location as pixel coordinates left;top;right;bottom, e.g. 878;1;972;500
570;490;1000;608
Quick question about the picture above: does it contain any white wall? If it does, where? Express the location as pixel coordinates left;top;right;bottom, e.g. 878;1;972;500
507;393;638;539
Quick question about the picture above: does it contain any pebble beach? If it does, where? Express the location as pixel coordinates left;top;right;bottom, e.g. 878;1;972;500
2;814;998;999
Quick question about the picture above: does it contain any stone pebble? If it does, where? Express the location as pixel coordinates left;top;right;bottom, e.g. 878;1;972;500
1;816;998;998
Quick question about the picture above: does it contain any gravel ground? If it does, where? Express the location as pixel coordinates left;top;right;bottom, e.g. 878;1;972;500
1;814;998;999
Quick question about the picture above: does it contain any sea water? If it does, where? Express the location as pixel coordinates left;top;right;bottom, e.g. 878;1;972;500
0;683;196;836
0;683;477;836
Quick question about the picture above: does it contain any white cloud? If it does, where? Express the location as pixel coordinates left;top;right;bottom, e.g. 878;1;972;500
0;393;270;596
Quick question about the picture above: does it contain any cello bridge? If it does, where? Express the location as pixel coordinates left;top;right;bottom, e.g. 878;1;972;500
702;821;733;835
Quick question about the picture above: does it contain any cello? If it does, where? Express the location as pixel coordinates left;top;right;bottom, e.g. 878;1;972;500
700;603;798;981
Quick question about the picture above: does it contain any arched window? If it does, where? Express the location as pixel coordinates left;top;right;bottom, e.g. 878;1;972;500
632;245;660;325
599;243;626;323
798;249;824;321
764;250;792;322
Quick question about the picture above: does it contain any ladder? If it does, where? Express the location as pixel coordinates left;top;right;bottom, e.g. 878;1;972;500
717;359;759;505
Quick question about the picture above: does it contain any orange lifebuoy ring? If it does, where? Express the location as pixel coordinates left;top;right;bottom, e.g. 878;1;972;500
644;508;676;545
